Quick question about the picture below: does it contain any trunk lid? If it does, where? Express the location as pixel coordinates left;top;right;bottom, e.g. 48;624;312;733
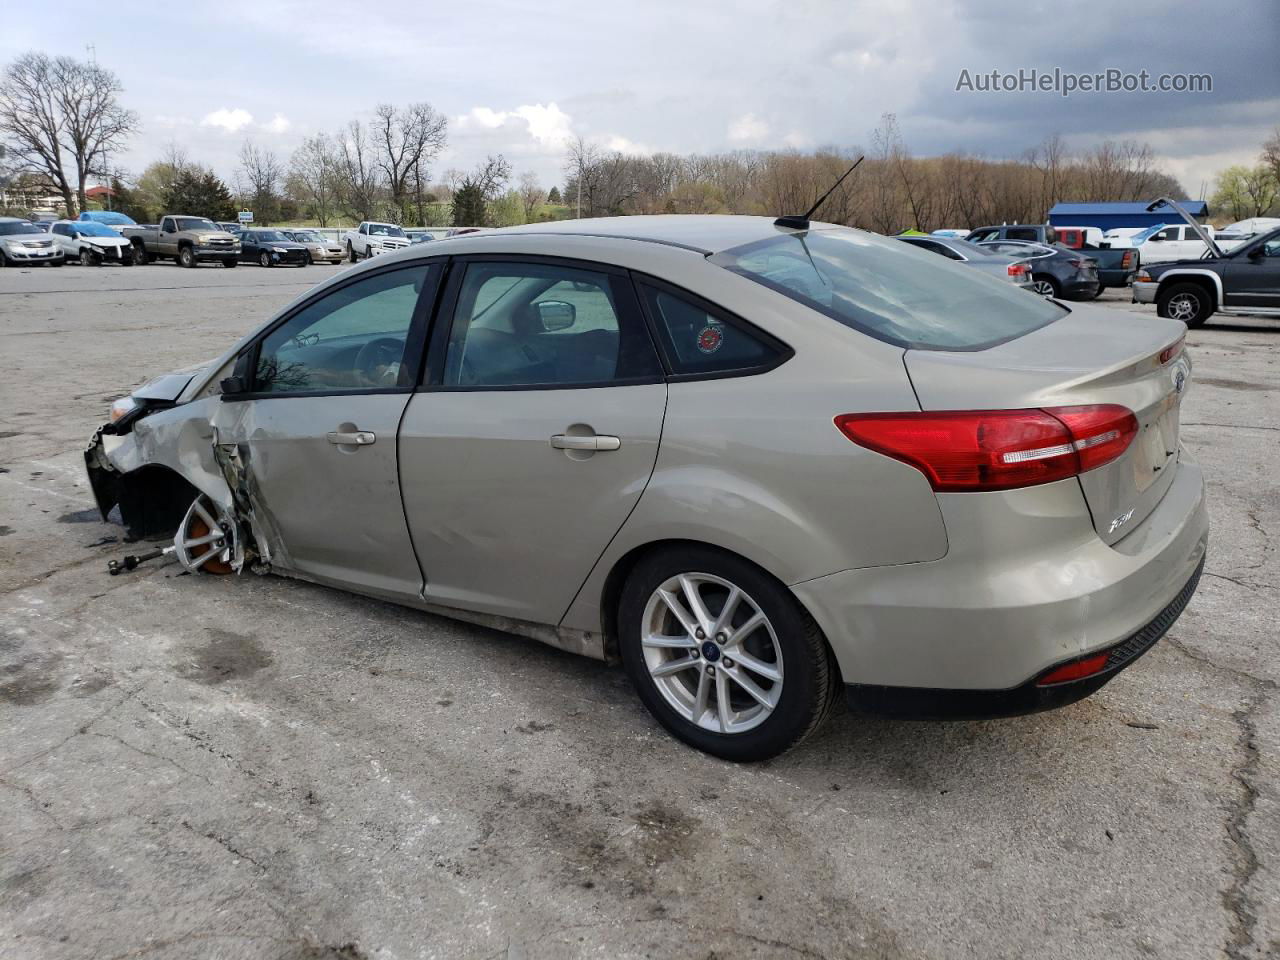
904;306;1190;544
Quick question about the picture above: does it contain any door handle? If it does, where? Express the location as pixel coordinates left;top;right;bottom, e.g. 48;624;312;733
327;430;376;446
550;434;621;451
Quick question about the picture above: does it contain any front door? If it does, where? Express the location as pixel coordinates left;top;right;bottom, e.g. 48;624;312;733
1223;235;1280;309
212;260;441;600
398;257;668;625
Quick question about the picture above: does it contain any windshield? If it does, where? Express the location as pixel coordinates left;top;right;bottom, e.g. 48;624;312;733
75;222;121;237
253;231;289;242
1128;224;1168;244
175;218;219;232
369;224;405;237
0;222;44;236
712;228;1065;351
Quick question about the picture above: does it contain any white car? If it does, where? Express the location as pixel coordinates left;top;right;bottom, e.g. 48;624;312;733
0;217;64;266
49;220;136;266
343;221;410;261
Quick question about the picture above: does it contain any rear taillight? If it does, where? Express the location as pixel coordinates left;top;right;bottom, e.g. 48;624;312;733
1007;262;1028;278
835;405;1138;492
1121;251;1134;269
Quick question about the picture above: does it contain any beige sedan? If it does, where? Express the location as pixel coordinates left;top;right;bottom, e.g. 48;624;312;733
284;230;345;264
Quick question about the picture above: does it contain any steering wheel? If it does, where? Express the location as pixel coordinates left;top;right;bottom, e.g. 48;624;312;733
353;337;405;387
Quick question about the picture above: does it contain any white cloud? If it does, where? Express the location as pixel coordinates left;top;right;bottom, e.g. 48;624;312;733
261;113;291;134
201;108;254;133
604;134;651;155
728;113;770;143
457;106;510;130
511;103;573;147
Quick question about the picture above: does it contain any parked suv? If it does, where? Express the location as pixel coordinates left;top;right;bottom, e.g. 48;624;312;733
122;216;240;267
1132;227;1280;327
0;217;63;267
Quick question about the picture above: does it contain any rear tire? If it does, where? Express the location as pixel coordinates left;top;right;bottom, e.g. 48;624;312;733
222;258;238;268
618;545;838;761
1157;282;1214;328
347;242;358;263
1032;274;1060;298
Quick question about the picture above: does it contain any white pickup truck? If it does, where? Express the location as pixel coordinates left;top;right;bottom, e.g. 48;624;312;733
343;221;410;261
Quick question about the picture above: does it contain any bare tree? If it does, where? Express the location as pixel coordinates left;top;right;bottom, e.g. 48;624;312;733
517;171;545;222
290;133;338;226
373;102;447;224
334;119;380;222
238;141;284;224
564;136;602;217
53;57;138;213
1;53;74;214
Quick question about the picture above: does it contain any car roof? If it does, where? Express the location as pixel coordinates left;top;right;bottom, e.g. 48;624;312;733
486;215;843;255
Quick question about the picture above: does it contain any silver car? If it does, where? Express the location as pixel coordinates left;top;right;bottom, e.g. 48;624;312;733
284;230;346;264
85;216;1207;760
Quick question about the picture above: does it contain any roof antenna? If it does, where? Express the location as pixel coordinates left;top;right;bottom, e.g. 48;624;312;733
775;156;864;230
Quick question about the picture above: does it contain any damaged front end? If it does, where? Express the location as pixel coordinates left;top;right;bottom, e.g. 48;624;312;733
83;377;263;576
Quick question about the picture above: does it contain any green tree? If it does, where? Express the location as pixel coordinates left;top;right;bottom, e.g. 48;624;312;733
1211;164;1280;222
451;181;485;226
109;176;150;223
547;185;561;204
164;170;237;220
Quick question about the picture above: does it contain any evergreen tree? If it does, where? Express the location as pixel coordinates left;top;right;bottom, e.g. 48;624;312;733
547;185;561;204
163;170;237;220
451;181;486;227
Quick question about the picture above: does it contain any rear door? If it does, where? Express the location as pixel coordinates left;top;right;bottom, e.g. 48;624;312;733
211;260;441;599
398;256;667;624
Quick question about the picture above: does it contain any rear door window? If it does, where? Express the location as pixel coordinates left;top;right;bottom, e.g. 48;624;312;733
637;282;787;377
1004;227;1039;241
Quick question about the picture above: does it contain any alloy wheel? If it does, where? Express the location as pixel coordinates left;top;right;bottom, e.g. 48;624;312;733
1032;279;1055;296
1167;293;1199;322
174;495;235;574
640;572;784;734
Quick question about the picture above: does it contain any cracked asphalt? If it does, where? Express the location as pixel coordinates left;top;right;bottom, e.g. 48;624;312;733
1;263;1277;960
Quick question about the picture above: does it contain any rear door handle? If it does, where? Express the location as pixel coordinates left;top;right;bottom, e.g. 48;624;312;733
327;431;376;446
550;434;621;451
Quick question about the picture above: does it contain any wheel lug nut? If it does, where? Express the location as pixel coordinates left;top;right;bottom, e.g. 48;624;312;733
705;665;715;676
695;629;705;640
723;658;734;668
715;633;727;644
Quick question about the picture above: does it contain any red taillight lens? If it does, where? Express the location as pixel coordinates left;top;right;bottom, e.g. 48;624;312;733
1121;251;1134;269
835;405;1138;492
1007;262;1028;278
1037;652;1109;685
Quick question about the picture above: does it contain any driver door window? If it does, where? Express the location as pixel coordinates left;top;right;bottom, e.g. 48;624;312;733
254;264;436;394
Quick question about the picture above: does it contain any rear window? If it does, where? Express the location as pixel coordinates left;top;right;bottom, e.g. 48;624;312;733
711;228;1066;351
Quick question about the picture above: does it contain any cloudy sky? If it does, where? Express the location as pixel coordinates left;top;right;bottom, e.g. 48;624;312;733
4;0;1277;198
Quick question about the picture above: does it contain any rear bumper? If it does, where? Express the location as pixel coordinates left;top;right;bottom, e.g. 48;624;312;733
1062;278;1101;299
792;454;1209;694
844;555;1203;718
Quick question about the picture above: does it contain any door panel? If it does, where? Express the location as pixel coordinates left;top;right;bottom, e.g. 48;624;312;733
212;394;421;598
398;385;667;622
208;261;440;600
1224;239;1280;307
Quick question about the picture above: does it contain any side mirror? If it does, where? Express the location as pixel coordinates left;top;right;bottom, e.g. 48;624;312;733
219;375;248;396
535;300;576;331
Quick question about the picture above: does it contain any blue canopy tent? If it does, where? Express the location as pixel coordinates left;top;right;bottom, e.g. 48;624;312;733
78;210;137;227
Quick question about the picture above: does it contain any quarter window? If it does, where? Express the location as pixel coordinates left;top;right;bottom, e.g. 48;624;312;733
638;282;784;376
253;264;434;394
442;261;661;388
